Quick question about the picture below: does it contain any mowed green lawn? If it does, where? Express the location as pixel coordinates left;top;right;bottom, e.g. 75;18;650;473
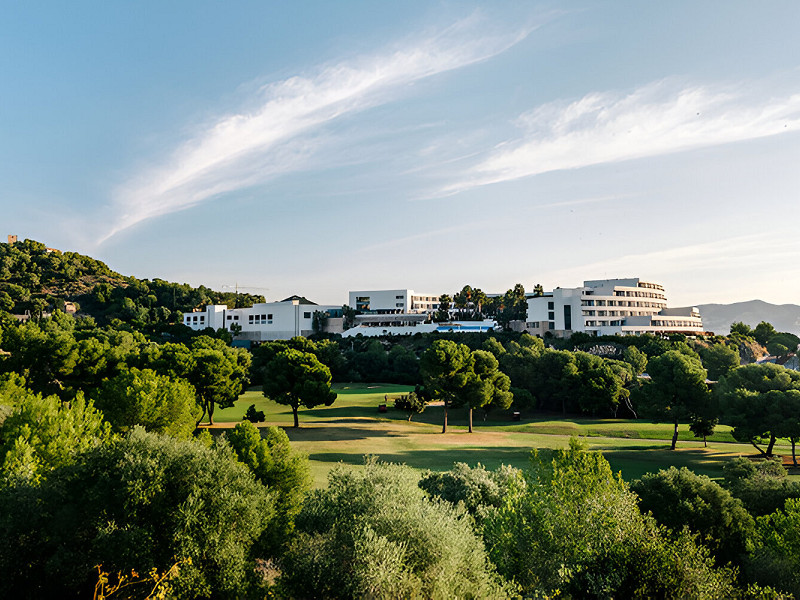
211;383;795;488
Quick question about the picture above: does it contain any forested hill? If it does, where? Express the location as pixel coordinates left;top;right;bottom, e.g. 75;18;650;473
693;300;800;336
0;238;264;327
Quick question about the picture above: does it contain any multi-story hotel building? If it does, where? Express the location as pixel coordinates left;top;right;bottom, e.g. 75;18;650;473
526;278;705;337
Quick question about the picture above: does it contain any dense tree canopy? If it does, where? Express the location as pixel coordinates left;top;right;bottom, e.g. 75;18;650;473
0;428;275;599
420;339;474;433
631;466;755;566
643;350;710;449
226;422;311;553
93;367;200;439
280;459;510;599
717;363;800;456
483;439;736;598
262;348;336;427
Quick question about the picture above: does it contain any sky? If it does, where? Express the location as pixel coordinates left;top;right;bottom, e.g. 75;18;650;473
3;1;800;307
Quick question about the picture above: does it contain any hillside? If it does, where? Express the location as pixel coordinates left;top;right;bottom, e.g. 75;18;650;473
0;238;265;327
691;300;800;336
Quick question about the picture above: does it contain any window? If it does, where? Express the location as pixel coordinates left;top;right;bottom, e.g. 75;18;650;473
304;312;311;319
564;305;572;330
249;315;254;322
227;315;232;320
396;303;404;308
268;314;273;320
233;315;239;321
548;311;555;320
547;301;554;310
396;295;404;299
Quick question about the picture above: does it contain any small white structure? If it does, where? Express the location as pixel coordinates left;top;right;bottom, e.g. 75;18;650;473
527;278;705;337
183;296;341;341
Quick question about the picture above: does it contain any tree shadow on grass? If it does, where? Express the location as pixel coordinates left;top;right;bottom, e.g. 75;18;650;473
599;444;752;480
309;446;538;473
281;425;398;443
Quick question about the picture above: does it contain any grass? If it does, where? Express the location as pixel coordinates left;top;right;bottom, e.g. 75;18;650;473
210;383;797;488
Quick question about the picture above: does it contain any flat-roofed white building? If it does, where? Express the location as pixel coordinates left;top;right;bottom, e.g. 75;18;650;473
341;319;497;338
183;296;341;341
527;278;705;337
348;289;440;315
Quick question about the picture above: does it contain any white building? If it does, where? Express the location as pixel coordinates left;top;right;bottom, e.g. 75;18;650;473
348;289;440;315
183;296;341;341
341;319;497;338
526;278;705;337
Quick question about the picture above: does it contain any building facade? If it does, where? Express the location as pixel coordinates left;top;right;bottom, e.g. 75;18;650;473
348;289;439;315
526;278;705;337
183;296;341;342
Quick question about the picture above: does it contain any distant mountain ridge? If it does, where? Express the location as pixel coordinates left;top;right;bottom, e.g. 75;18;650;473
686;300;800;336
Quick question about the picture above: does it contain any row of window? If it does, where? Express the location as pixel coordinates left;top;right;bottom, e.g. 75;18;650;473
613;291;665;299
249;314;274;324
185;315;205;323
583;310;658;317
652;320;702;328
582;299;665;308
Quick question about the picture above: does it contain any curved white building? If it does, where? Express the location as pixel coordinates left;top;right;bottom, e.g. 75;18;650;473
526;278;705;337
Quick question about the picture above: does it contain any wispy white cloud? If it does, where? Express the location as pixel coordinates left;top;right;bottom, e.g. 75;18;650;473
100;14;537;243
533;233;800;304
445;80;800;194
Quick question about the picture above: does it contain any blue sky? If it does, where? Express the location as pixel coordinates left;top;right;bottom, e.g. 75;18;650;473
4;1;800;306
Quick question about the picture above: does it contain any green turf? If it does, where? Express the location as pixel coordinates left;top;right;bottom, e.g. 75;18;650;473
210;383;797;488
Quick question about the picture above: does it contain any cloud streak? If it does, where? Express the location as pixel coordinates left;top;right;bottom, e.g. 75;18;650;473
100;15;536;243
446;80;800;193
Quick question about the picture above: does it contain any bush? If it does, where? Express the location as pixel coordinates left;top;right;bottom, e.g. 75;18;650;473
243;403;265;423
723;457;800;516
483;439;736;598
631;466;755;565
280;458;510;599
0;428;275;599
226;421;310;554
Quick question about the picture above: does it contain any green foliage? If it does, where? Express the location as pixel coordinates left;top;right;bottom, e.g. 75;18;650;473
717;363;800;456
731;322;753;336
722;457;800;516
0;428;275;599
0;391;111;482
747;498;800;596
226;422;311;554
418;462;524;521
243;403;265;423
631;466;755;565
689;415;718;445
393;391;427;420
642;350;710;449
483;439;736;598
700;343;741;381
93;367;200;439
624;344;649;375
754;321;778;346
420;339;474;432
456;349;513;430
280;458;510;599
0;238;264;330
186;336;251;425
261;348;336;427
